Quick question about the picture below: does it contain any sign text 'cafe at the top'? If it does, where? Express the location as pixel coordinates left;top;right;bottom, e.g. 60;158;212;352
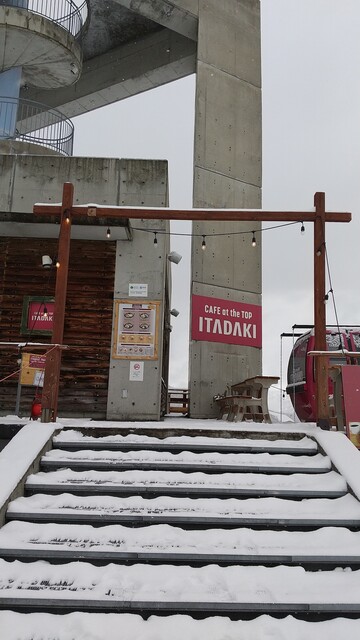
191;295;262;348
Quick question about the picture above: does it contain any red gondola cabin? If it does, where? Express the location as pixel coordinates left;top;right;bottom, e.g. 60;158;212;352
287;328;360;421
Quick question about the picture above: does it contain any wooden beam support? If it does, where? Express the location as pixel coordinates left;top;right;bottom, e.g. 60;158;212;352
314;192;330;429
41;183;73;423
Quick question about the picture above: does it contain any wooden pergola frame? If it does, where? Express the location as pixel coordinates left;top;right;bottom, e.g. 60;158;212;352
33;183;351;426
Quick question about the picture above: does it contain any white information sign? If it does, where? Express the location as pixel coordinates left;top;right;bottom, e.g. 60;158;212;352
129;361;144;381
129;283;148;297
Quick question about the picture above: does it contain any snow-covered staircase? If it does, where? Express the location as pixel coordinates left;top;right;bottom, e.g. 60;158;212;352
1;423;360;636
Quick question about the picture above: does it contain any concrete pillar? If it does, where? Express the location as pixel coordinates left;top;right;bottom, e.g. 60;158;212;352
106;159;170;421
189;0;262;418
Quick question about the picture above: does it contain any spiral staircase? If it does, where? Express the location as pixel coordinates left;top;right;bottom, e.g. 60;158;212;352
0;0;90;155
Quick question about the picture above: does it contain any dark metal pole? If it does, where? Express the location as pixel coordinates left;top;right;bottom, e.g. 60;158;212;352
314;191;329;429
41;183;73;422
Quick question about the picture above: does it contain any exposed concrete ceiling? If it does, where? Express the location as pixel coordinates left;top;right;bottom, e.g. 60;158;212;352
82;1;163;59
110;0;198;41
0;211;132;241
21;0;198;118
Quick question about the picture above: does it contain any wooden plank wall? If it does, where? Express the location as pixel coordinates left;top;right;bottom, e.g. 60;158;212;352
0;237;116;418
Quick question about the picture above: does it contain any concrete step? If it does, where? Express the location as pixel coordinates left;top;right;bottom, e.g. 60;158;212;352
0;560;360;618
40;449;330;475
1;521;360;569
24;469;347;500
7;493;360;530
53;431;319;455
1;611;360;639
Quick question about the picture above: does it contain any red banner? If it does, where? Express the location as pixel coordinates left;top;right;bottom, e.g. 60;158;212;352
192;295;262;347
27;301;54;332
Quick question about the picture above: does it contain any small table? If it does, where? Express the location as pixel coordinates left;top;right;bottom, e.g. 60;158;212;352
216;376;279;423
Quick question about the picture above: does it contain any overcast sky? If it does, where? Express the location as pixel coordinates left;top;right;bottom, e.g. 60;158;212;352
73;0;360;415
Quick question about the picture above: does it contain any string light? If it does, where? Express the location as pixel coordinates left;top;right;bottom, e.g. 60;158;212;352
43;306;48;318
106;227;111;239
153;232;158;246
301;222;305;234
251;231;256;247
65;212;70;223
139;220;304;243
55;257;60;268
201;235;206;251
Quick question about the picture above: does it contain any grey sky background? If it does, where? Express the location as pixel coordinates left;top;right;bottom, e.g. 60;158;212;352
73;0;360;415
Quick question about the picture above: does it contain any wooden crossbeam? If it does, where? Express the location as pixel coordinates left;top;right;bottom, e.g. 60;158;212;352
33;203;351;223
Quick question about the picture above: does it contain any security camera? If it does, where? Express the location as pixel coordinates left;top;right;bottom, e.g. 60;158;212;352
168;251;182;264
170;308;180;317
42;255;53;269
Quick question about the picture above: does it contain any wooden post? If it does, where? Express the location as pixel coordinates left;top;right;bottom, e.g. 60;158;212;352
314;191;329;429
41;183;73;422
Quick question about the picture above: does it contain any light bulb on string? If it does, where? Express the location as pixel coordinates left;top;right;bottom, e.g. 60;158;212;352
324;288;333;304
251;231;256;247
316;242;324;257
106;227;111;239
153;232;158;246
201;235;206;251
301;222;305;235
43;306;48;318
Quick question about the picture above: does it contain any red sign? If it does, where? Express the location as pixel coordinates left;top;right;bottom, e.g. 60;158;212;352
191;295;262;347
27;301;54;332
29;354;46;369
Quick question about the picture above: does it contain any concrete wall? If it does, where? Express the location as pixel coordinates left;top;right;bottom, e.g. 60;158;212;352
0;155;169;421
190;0;262;417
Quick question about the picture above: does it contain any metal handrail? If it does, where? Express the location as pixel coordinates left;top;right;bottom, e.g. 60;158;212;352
0;97;74;156
0;0;90;38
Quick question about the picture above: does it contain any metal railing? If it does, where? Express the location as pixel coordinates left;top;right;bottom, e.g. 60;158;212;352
0;0;90;39
0;97;74;156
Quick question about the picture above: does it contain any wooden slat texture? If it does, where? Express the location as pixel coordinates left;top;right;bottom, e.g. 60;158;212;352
0;238;115;417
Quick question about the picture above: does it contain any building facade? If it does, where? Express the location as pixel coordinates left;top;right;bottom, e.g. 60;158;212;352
0;0;262;419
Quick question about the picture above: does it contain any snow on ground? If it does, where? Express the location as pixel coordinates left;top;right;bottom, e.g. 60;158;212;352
0;417;360;637
1;416;360;517
0;422;58;509
0;612;359;640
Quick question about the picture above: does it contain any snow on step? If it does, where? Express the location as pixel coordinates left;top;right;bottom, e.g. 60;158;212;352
25;468;347;497
2;521;360;561
7;493;360;526
1;560;360;608
42;449;330;473
54;430;318;453
1;612;360;640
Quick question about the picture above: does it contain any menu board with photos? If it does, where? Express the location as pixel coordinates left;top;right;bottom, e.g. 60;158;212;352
113;300;160;360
